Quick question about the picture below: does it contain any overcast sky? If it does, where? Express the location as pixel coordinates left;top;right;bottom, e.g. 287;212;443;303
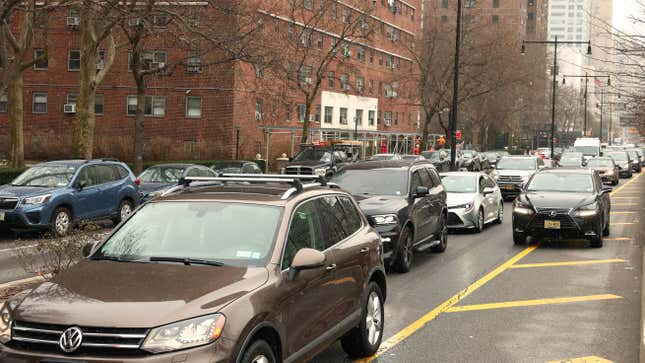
614;0;645;33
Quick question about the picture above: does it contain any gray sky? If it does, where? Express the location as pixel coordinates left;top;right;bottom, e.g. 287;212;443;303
614;0;645;33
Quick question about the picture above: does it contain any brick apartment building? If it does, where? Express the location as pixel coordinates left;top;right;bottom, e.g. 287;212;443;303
0;0;424;164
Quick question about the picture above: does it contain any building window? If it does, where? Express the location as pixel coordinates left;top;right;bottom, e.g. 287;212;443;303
368;79;374;94
34;49;47;70
331;0;337;19
368;110;375;126
0;94;7;112
303;0;313;10
297;104;306;122
464;0;476;8
493;0;500;8
355;109;363;126
339;107;348;124
342;8;351;23
342;42;351;57
95;94;104;115
187;56;202;73
356;77;364;93
369;51;374;64
317;33;324;48
324;106;333;123
378;54;383;65
386;55;393;69
288;23;294;40
186;96;202;118
492;15;499;23
127;95;166;117
328;71;335;88
314;104;321;122
285;103;291;122
441;15;448;23
357;46;365;62
377;110;381;125
394;112;398;125
300;29;312;48
384;111;392;126
68;50;81;71
66;93;78;106
129;50;167;71
378;81;382;95
255;99;263;120
151;13;169;26
442;0;448;8
32;93;47;113
408;112;412;126
528;12;534;20
340;74;349;91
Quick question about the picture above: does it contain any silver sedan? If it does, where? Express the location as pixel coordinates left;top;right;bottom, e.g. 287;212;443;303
440;172;504;233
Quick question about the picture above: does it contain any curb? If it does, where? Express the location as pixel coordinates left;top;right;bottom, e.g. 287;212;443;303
641;249;645;363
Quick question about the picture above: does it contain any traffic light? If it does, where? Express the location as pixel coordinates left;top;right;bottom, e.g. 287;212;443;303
455;130;462;140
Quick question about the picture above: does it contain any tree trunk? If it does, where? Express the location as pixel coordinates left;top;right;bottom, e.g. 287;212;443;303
420;113;432;151
8;70;24;168
133;79;145;174
71;22;98;159
300;97;312;145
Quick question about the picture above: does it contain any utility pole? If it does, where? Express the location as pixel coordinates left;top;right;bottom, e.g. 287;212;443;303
449;0;463;171
562;74;610;137
522;38;591;159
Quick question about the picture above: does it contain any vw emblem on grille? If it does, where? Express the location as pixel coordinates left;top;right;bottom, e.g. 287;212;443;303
549;211;557;217
59;326;83;353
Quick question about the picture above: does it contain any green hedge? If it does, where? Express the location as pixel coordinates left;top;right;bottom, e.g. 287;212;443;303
0;168;27;185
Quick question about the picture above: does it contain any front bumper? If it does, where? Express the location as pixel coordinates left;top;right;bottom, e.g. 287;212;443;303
619;169;632;177
0;338;235;363
0;205;52;230
599;173;617;183
373;224;401;261
497;183;523;197
447;207;478;229
512;210;601;240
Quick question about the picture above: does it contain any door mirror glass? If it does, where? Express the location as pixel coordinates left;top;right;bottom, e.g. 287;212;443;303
482;187;495;195
82;241;96;258
413;186;429;198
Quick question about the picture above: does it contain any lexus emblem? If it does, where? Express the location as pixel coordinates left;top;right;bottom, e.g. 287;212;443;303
59;326;83;353
550;211;557;217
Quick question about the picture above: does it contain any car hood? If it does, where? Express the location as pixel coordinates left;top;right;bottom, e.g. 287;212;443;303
520;192;596;210
11;260;268;328
495;169;535;177
0;185;61;199
354;195;408;216
139;182;174;195
285;160;328;168
446;193;477;207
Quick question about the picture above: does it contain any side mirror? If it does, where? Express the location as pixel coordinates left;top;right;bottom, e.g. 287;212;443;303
413;186;429;198
288;248;326;280
482;187;495;195
76;181;87;191
82;241;97;258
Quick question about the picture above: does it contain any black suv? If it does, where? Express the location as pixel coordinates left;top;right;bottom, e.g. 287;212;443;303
282;146;349;177
331;160;448;273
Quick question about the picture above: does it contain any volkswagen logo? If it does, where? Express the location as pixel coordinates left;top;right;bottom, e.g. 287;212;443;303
59;326;83;353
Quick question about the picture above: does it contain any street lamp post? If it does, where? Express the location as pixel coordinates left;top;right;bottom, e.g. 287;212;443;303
562;74;610;137
449;0;463;171
521;37;591;159
235;125;241;160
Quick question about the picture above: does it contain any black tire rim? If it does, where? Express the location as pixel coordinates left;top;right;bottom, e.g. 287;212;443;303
498;204;503;222
402;234;412;267
478;211;484;231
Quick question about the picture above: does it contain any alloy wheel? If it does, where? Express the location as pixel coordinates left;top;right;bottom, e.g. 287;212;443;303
120;203;133;220
55;211;70;235
365;291;383;346
498;203;504;223
478;210;484;232
252;355;270;363
402;235;413;267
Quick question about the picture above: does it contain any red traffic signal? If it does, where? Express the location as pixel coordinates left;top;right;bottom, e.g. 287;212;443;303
455;130;462;140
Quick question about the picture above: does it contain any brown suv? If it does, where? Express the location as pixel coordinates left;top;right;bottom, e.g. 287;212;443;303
0;175;387;363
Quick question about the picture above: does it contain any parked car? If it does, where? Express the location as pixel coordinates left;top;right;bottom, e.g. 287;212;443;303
458;150;487;171
586;157;620;185
482;151;501;168
441;172;503;232
0;175;387;362
401;155;426;161
512;168;611;248
369;154;402;161
606;151;633;178
625;150;643;173
138;163;218;201
211;160;263;174
0;160;139;236
559;152;586;168
421;150;450;172
282;145;349;176
331;160;448;273
492;156;543;199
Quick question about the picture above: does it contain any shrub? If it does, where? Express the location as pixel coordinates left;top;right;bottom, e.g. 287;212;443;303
0;168;27;185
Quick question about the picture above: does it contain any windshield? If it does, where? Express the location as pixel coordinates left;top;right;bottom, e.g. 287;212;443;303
462;151;474;158
94;202;282;266
421;152;441;160
12;165;77;187
440;175;477;193
496;158;536;171
212;162;243;170
484;152;498;159
608;152;629;162
586;159;614;168
331;169;408;196
560;157;582;164
627;151;640;159
139;166;186;183
527;173;594;193
294;148;332;162
573;146;599;156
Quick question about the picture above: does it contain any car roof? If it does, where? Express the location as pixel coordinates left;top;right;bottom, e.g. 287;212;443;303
500;156;537;159
539;168;594;175
440;171;487;177
341;160;433;170
147;163;197;168
38;159;124;166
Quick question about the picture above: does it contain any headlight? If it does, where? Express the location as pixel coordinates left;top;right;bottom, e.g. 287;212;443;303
142;314;226;353
450;203;473;211
0;302;12;344
575;202;598;217
22;194;52;205
491;172;499;180
605;170;614;176
313;168;327;177
372;214;398;225
148;189;165;198
513;202;533;215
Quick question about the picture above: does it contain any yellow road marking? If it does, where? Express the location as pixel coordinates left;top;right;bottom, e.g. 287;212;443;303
546;355;613;363
611;196;633;199
611;222;635;226
611;203;639;206
611;172;643;195
509;259;625;269
610;211;637;214
446;294;622;313
355;245;539;362
604;237;632;241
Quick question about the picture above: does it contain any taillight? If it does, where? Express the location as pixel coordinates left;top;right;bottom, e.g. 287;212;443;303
135;179;141;186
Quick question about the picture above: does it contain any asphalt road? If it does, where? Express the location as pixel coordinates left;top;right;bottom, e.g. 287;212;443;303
314;172;644;363
0;175;642;362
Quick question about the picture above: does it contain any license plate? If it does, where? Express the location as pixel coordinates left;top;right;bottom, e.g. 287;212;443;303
504;185;515;190
544;220;561;229
0;211;4;221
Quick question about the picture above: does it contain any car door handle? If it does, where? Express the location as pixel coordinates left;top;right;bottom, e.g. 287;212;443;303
360;247;370;254
326;264;337;271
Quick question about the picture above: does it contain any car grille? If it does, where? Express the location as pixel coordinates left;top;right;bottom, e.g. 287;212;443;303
535;207;571;214
0;197;19;210
10;321;149;357
447;212;462;225
529;211;578;230
497;175;523;183
285;167;314;175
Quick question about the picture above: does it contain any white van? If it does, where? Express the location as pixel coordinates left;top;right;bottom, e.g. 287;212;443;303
573;137;602;159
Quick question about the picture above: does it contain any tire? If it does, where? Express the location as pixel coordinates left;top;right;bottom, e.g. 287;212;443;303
590;235;603;248
612;178;619;186
495;202;503;224
112;199;134;226
474;209;484;233
513;231;526;245
341;282;384;358
603;213;610;237
431;219;448;253
51;207;72;237
392;227;413;273
240;339;277;363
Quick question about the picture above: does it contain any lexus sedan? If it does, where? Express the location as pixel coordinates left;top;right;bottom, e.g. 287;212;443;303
441;172;503;233
512;168;611;248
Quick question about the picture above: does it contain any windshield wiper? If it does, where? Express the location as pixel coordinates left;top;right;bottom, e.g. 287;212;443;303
149;256;225;266
91;255;146;263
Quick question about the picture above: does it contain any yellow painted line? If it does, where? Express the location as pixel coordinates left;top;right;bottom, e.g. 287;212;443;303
604;237;632;241
611;222;636;226
445;294;622;313
509;259;625;269
547;355;613;363
611;203;639;206
611;196;633;199
611;172;643;195
611;211;637;214
355;245;539;362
